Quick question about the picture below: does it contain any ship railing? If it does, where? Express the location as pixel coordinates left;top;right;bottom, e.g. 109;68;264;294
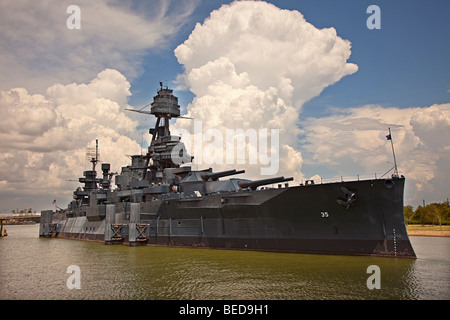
302;172;399;185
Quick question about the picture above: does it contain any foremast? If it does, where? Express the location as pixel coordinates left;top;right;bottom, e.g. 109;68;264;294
125;83;193;184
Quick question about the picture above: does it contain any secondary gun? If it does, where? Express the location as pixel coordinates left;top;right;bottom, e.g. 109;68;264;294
200;169;246;181
238;176;294;190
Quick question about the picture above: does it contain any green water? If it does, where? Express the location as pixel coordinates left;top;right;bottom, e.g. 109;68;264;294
0;224;448;300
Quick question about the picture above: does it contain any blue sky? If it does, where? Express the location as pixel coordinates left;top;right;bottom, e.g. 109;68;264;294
0;0;449;210
129;0;450;113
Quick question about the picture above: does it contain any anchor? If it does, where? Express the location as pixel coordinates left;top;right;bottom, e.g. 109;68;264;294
337;187;357;209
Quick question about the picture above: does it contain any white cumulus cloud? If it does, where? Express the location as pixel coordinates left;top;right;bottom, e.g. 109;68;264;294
0;0;199;211
300;103;450;205
173;0;358;181
0;69;142;210
0;0;198;93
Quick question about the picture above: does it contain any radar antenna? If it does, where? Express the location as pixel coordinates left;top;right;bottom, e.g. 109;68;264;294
85;139;99;171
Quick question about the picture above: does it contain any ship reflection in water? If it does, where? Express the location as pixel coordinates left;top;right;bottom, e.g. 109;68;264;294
1;225;449;300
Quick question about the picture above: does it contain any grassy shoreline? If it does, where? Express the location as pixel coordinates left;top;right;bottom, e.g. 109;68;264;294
406;225;450;237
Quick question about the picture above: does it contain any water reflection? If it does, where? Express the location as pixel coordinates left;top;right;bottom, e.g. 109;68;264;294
1;225;448;300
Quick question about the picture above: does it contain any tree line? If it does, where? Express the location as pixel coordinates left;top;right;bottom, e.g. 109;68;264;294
404;201;450;225
10;209;38;214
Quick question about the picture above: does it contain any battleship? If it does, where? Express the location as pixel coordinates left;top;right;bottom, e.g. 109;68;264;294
39;84;416;258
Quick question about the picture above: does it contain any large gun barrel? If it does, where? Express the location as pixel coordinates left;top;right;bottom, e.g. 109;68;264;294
238;176;293;190
201;169;245;181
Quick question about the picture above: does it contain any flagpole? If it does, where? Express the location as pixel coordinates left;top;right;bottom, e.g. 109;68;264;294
388;127;399;177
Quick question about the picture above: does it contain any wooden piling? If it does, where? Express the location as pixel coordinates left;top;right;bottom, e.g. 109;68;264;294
1;219;7;237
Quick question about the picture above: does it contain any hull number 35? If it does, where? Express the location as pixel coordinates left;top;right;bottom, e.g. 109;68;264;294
321;212;329;218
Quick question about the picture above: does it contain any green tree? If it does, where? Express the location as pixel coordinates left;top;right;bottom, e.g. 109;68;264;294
431;202;450;225
407;201;450;225
412;205;430;225
404;205;414;224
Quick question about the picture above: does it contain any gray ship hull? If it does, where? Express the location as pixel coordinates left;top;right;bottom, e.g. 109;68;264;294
40;176;416;258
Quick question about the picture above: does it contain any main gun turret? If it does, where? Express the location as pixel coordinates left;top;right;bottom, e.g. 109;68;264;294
200;169;245;181
238;176;293;190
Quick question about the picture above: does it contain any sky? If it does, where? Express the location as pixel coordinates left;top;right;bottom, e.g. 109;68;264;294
0;0;449;212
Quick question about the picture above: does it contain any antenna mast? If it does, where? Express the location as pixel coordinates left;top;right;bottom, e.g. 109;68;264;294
86;139;100;171
387;127;399;177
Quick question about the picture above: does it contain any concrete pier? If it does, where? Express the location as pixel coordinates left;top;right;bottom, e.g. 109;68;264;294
129;203;144;246
39;210;54;237
104;204;117;244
